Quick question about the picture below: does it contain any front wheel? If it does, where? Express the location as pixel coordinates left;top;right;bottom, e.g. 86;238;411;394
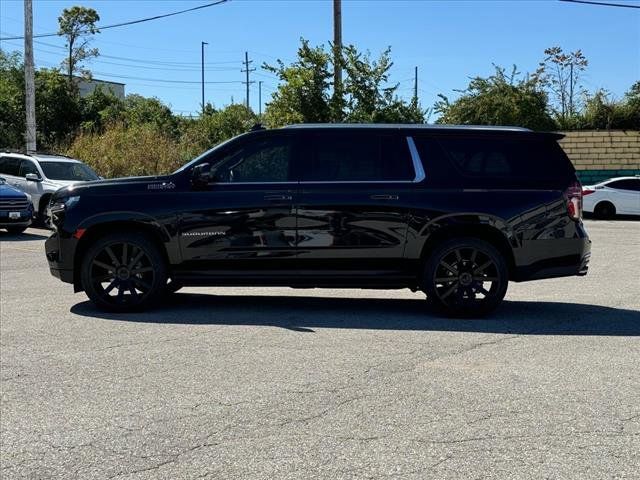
422;238;508;317
80;232;167;312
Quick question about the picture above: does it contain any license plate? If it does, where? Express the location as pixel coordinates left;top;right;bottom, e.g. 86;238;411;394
9;212;20;219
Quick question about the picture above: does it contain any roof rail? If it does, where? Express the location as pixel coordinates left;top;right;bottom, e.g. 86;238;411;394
0;149;72;158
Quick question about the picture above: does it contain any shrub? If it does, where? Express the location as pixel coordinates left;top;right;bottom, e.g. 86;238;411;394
66;123;184;178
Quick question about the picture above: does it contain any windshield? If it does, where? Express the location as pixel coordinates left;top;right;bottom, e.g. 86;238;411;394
40;162;99;181
172;135;241;174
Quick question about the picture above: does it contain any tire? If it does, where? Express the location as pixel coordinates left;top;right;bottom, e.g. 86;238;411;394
422;237;508;318
80;232;167;312
5;226;27;234
594;201;616;220
38;195;51;228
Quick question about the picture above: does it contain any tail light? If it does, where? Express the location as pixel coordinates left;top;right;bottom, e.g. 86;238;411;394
582;188;595;196
566;180;583;220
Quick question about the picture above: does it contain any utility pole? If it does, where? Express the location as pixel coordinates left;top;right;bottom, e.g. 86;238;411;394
333;0;342;114
201;41;208;115
241;51;255;110
258;81;263;116
413;66;418;105
24;0;36;152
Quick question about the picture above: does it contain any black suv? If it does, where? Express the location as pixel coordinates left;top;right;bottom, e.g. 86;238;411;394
45;124;590;316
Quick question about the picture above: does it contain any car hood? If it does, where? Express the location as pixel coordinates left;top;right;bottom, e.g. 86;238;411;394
0;182;28;199
53;175;174;198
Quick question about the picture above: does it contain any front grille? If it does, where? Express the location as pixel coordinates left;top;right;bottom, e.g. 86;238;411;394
0;199;29;211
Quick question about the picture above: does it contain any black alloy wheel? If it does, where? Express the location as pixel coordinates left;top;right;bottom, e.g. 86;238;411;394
423;238;508;317
81;233;167;311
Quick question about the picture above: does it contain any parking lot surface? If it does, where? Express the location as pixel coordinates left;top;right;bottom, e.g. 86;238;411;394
1;220;639;479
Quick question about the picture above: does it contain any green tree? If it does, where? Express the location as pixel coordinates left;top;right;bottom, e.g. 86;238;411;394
263;38;424;127
534;46;588;128
435;65;556;131
0;49;82;148
580;83;640;130
121;94;178;137
342;46;424;123
0;49;25;148
58;6;100;85
179;103;257;158
79;86;124;132
263;39;333;127
35;68;83;146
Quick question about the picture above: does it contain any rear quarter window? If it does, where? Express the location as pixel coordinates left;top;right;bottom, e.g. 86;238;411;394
0;157;21;177
414;134;574;189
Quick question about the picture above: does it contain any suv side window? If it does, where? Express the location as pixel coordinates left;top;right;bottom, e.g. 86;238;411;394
435;135;573;188
19;160;40;177
0;157;21;176
607;179;640;191
302;133;414;182
212;135;292;183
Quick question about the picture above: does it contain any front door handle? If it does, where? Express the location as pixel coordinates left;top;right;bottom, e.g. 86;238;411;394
370;194;399;200
264;194;292;201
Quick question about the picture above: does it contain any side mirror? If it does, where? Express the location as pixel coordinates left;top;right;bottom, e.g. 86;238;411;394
25;173;41;182
191;163;211;187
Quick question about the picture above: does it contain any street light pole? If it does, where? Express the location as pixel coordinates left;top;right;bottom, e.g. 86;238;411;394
201;41;208;115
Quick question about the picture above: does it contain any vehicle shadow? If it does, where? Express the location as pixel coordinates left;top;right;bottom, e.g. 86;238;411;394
70;294;640;336
0;230;49;241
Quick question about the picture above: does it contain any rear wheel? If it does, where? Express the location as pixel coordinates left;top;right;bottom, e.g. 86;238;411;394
594;201;616;219
80;232;167;312
422;238;508;317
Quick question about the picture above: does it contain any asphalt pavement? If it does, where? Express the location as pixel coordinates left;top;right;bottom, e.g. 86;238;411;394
1;220;639;479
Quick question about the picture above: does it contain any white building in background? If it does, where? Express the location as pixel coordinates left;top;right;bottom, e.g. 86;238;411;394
74;76;125;100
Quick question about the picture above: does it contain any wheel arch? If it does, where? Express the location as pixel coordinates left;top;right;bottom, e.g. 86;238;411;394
38;193;52;213
72;219;175;292
417;222;516;280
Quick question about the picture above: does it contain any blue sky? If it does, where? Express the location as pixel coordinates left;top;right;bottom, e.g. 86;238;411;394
1;0;639;117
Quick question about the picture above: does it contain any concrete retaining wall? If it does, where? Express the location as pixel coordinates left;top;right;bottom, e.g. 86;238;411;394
558;130;640;184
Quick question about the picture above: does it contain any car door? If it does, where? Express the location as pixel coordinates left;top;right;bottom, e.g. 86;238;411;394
295;130;419;275
177;132;299;275
608;179;640;214
18;159;43;207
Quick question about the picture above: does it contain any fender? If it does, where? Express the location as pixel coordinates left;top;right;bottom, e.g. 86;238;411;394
75;210;181;265
405;211;515;261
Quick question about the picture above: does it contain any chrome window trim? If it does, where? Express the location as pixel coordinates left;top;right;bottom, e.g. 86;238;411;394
406;136;425;183
209;135;427;185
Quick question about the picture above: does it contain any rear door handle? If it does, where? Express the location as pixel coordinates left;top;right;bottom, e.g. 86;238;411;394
264;194;292;201
370;194;399;200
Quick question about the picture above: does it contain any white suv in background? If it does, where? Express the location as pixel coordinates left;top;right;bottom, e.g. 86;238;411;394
0;152;100;224
582;176;640;218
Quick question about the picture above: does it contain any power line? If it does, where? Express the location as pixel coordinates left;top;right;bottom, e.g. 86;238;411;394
559;0;640;8
88;71;243;85
0;1;230;41
4;38;242;67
